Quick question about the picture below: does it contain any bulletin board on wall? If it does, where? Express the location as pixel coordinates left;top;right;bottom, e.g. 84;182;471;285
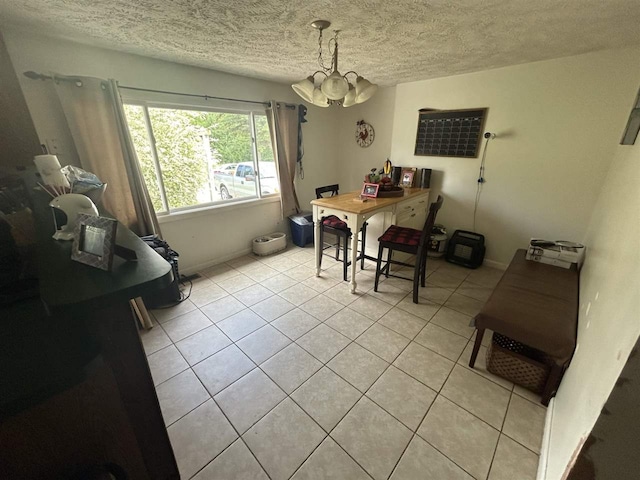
414;108;487;158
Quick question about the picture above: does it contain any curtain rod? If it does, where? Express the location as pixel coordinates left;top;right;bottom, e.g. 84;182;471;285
23;71;295;109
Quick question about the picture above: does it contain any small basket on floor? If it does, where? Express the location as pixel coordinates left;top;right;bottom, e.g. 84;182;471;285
486;333;553;394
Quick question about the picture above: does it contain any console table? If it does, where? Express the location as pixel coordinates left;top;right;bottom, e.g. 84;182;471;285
311;188;430;293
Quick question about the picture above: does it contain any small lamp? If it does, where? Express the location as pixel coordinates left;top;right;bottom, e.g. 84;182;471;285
291;76;315;103
355;76;378;104
312;88;330;107
342;84;357;108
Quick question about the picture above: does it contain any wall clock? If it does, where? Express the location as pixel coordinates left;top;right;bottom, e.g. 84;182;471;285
356;120;375;148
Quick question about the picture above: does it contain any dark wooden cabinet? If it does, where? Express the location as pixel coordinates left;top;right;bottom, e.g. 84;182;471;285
0;182;178;479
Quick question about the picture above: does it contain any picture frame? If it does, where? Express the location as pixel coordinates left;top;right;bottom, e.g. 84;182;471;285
401;168;416;187
361;182;380;198
71;213;118;271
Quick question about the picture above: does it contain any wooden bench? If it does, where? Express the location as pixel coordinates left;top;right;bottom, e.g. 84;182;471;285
469;249;579;405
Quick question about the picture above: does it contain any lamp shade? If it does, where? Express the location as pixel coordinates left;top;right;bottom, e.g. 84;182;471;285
355;76;378;104
342;84;356;108
321;71;349;100
312;88;330;107
291;76;315;103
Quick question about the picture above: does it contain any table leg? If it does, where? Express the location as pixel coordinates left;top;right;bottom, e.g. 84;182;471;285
469;328;484;368
349;231;358;293
541;363;563;406
314;217;321;277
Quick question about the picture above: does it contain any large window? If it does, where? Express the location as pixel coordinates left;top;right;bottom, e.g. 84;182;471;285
123;103;277;214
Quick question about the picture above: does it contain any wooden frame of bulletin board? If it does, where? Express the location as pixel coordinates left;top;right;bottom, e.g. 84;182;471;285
414;108;488;158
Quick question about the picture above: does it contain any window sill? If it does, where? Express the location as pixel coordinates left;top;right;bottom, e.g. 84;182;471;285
157;195;281;224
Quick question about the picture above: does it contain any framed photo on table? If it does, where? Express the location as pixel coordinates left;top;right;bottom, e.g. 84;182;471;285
361;182;380;198
71;214;118;271
401;168;416;187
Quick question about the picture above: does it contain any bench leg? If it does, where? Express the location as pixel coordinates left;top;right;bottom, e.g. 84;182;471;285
469;328;485;368
541;363;563;406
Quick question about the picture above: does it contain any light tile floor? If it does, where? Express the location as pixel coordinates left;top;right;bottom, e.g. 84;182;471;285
140;245;546;480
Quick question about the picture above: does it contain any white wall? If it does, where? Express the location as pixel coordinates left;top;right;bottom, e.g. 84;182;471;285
545;138;640;479
337;86;397;192
342;48;640;266
3;28;340;272
333;50;640;478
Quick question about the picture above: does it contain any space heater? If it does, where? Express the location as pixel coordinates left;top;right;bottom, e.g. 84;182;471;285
445;230;486;269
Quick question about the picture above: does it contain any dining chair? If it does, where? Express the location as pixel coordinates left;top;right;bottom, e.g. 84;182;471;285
374;195;443;303
315;184;368;281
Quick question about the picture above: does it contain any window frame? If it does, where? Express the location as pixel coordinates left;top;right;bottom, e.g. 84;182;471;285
123;100;277;217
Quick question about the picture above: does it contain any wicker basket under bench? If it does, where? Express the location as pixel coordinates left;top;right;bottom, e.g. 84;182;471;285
487;333;554;394
470;249;579;406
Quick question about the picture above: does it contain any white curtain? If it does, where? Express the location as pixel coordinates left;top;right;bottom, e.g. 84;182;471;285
267;101;301;218
53;74;158;329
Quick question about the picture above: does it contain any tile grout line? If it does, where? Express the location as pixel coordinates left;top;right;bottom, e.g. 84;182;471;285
149;253;528;479
402;326;485;479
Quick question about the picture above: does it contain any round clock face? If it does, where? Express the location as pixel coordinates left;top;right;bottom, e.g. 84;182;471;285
355;122;375;148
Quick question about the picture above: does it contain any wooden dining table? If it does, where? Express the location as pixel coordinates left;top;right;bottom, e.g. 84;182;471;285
311;187;430;293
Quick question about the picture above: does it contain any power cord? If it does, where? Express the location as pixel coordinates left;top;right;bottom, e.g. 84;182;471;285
473;132;495;231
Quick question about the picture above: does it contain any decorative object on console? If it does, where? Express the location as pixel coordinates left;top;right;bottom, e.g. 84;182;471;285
361;183;379;198
376;186;405;198
49;193;99;241
401;168;416;187
364;167;380;184
383;159;392;175
420;168;432;188
291;20;378;108
71;213;117;271
391;166;402;186
355;120;375;147
415;108;488;158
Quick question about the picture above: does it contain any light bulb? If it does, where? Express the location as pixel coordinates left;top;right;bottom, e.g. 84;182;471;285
321;71;349;100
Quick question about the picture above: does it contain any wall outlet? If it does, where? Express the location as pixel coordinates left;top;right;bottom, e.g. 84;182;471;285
46;138;62;154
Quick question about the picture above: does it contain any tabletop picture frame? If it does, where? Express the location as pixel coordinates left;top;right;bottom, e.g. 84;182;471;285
71;213;118;271
361;182;380;198
401;168;416;187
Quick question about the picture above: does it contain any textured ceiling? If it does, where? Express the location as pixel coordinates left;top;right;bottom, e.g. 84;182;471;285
1;0;640;86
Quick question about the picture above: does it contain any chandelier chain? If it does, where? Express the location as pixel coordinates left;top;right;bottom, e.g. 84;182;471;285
317;29;331;72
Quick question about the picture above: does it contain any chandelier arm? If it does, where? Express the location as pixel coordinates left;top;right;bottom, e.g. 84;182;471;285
342;71;359;80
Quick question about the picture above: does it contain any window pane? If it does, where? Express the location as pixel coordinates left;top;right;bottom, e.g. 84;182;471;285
254;115;279;196
199;111;255;202
148;107;213;209
123;104;165;212
125;105;261;212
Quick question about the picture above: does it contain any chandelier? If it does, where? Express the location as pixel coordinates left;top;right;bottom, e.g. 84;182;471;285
291;20;378;108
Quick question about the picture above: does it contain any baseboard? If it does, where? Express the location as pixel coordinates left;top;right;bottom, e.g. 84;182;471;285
180;247;253;276
483;258;508;270
537;397;555;480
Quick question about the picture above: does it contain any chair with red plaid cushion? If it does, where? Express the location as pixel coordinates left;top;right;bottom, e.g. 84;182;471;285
374;195;443;303
316;185;368;281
